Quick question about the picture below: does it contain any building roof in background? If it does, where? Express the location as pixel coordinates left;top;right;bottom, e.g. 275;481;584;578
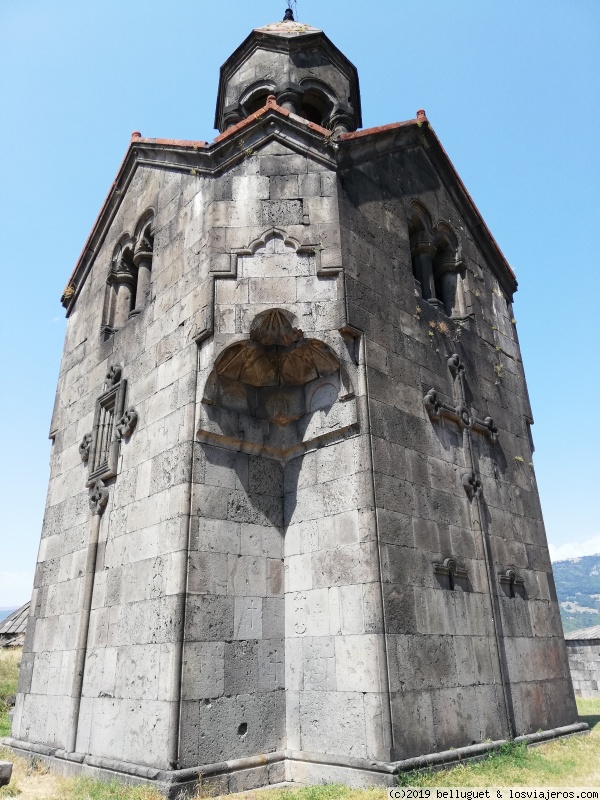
565;624;600;641
0;602;30;636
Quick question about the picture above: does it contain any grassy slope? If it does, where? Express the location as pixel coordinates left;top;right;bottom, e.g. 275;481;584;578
0;648;20;739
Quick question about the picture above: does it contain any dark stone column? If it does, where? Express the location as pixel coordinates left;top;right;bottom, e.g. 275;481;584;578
411;236;441;307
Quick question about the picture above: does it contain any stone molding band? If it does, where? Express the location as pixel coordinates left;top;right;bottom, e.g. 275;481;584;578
3;723;589;794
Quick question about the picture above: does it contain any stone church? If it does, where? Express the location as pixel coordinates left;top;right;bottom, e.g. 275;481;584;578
7;10;585;796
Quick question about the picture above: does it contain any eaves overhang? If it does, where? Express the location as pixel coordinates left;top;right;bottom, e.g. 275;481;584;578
62;102;516;316
61;100;337;315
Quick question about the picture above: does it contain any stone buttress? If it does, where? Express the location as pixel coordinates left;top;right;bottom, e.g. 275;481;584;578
6;13;584;797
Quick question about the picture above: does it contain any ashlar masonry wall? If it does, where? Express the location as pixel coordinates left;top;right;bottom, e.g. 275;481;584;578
14;137;395;773
13;164;222;768
336;140;577;755
181;142;391;768
12;118;579;784
567;640;600;698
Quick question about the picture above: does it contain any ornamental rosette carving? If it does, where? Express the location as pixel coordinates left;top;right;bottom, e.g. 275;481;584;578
423;388;442;420
79;433;92;463
89;479;109;515
462;470;482;500
106;364;122;386
482;416;499;444
116;408;138;439
455;404;472;429
447;353;464;377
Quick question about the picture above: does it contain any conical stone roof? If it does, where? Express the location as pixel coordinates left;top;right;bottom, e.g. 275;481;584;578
254;20;322;37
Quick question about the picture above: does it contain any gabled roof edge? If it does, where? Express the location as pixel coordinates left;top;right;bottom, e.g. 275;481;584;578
63;106;517;316
339;118;517;297
423;123;517;293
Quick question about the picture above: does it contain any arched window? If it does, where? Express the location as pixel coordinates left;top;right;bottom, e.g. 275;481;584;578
101;212;154;335
433;225;464;318
407;203;465;317
132;212;155;313
103;238;136;334
245;90;272;116
239;82;276;119
298;81;335;129
408;202;437;304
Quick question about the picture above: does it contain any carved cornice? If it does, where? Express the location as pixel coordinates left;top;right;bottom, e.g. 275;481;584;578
61;108;517;316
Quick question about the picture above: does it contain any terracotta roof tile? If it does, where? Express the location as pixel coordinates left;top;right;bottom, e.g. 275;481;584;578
133;136;207;148
339;119;417;140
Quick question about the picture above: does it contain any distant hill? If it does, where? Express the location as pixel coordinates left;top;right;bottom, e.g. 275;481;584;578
552;554;600;633
0;608;17;622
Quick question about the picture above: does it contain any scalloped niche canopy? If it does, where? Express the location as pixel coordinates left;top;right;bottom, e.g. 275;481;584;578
200;309;358;460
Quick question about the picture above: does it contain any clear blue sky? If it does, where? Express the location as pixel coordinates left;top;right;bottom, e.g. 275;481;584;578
1;0;598;606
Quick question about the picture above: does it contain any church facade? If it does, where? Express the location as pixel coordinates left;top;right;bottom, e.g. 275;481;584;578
7;14;584;796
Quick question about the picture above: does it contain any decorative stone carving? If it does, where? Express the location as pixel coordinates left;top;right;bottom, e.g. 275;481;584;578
423;354;498;445
499;568;525;598
435;557;468;580
462;470;482;500
482;416;499;443
423;388;442;419
79;433;92;463
88;479;109;515
424;353;499;505
116;408;138;439
86;366;127;485
206;309;341;425
293;592;307;635
434;557;468;590
106;364;122;386
133;233;153;265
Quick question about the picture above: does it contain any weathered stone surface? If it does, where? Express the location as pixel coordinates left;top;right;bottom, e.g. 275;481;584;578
565;636;600;698
11;12;578;797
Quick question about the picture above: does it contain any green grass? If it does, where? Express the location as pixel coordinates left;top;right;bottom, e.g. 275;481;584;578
577;696;600;724
385;698;600;789
0;648;20;738
55;777;165;800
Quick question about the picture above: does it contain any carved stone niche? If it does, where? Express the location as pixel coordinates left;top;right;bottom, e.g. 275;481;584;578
434;557;469;592
86;365;127;486
199;308;358;461
499;567;526;599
